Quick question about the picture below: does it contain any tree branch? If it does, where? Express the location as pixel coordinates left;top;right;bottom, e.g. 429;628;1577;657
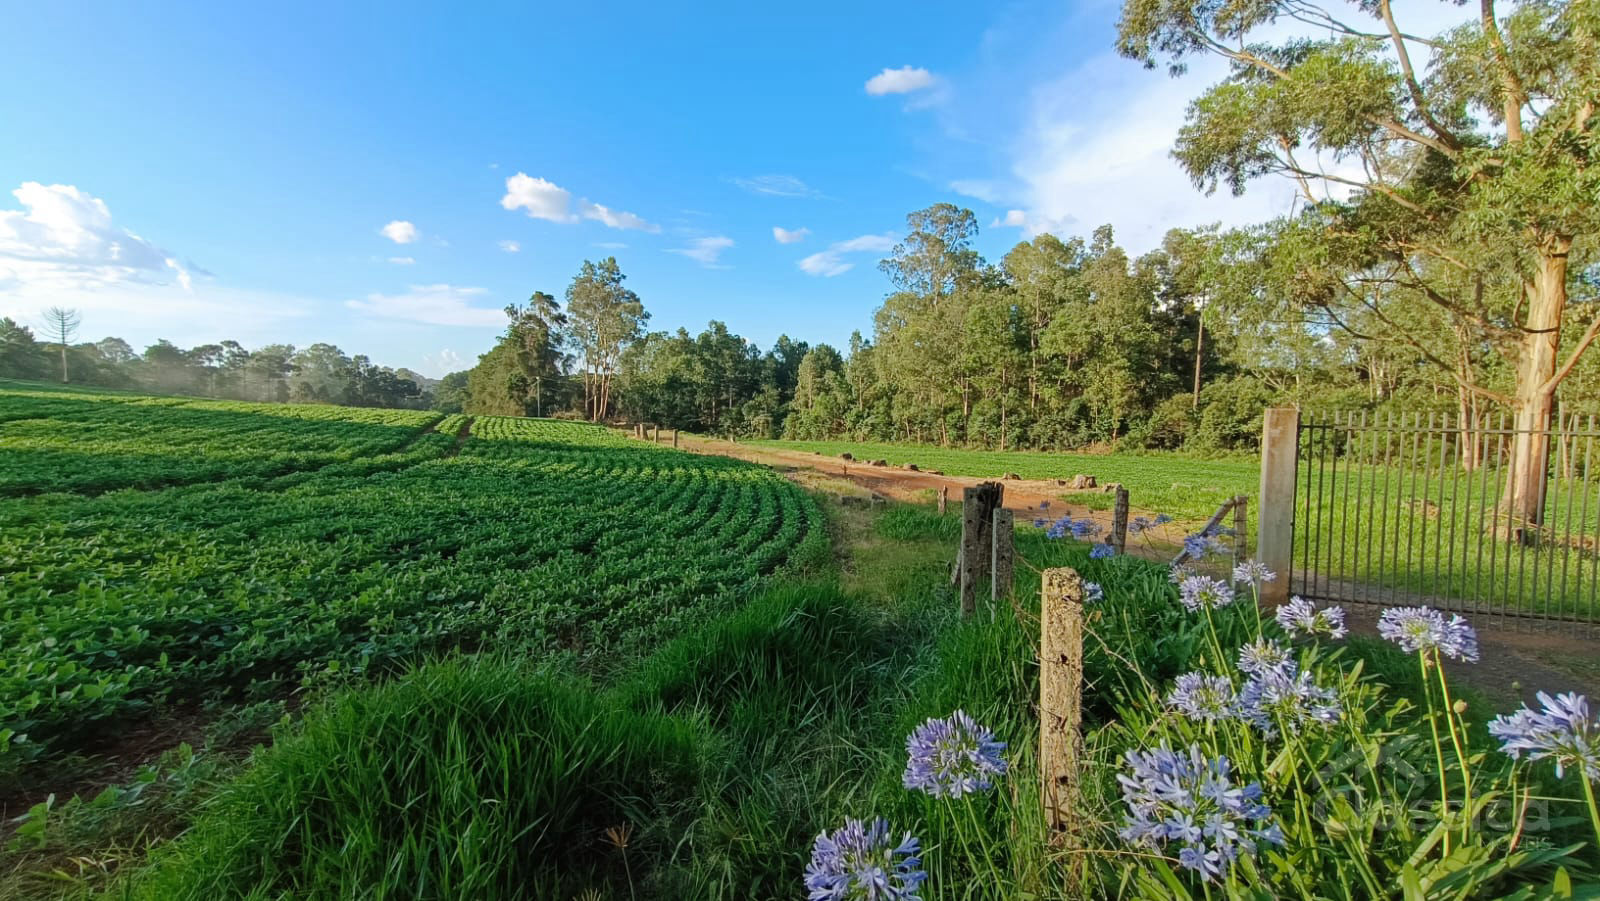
1379;0;1462;150
1539;310;1600;395
1335;280;1515;404
1481;0;1528;142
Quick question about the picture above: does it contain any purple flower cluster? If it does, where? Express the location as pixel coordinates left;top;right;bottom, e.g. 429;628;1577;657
902;710;1008;798
1183;531;1228;560
1178;575;1235;612
1166;672;1237;722
1128;513;1173;535
1084;581;1105;604
1235;667;1341;735
1275;597;1348;640
1236;638;1295;677
1231;560;1276;586
805;818;926;901
1377;606;1479;662
1488;691;1599;780
1118;744;1283;881
1044;515;1102;541
1089;542;1116;559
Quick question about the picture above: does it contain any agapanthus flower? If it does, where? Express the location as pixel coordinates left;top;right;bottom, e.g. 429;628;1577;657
805;818;926;901
1183;532;1227;560
1167;672;1237;722
1169;563;1194;585
1089;543;1116;560
1033;518;1046;528
1154;513;1174;525
1039;500;1051;510
902;710;1008;798
1084;581;1105;604
1275;597;1347;640
1118;744;1283;882
1378;606;1479;662
1178;575;1235;612
1488;692;1600;781
1236;638;1296;678
1129;515;1153;535
1235;667;1341;734
1231;560;1276;586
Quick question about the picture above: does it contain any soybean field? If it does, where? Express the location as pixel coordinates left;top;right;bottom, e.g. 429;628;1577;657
0;381;824;773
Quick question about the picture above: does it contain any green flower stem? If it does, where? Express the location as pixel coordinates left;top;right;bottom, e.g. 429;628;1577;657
1419;651;1453;855
1582;773;1600;855
1431;650;1473;843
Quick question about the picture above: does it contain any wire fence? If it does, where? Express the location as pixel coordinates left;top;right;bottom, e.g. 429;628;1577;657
1293;409;1600;630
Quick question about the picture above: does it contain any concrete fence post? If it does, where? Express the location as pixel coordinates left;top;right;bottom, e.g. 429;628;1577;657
1040;567;1084;839
938;485;948;515
991;508;1014;604
1258;408;1299;605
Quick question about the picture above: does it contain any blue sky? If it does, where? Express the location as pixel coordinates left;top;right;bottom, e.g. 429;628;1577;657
0;0;1312;376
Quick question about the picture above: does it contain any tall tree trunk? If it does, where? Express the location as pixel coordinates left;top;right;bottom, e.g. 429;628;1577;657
59;344;69;384
1500;241;1571;525
1191;311;1204;409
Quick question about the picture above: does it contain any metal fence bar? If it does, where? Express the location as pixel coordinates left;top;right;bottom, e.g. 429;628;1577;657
1289;408;1600;631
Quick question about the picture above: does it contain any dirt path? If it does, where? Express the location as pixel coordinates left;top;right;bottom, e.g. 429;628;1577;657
672;433;1140;528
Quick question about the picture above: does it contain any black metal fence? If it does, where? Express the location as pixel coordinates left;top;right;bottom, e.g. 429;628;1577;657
1292;410;1600;629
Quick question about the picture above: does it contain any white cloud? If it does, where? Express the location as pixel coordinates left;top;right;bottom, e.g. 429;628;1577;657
499;173;658;232
991;210;1028;228
667;235;734;268
865;66;937;96
0;182;192;293
949;179;1003;203
345;284;506;327
731;175;819;198
421;348;466;377
498;240;520;253
772;226;810;244
578;200;658;232
388;256;416;265
798;233;896;277
380;220;418;244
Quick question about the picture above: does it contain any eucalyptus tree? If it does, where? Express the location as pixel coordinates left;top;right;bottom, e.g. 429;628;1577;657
1118;0;1600;522
564;257;648;422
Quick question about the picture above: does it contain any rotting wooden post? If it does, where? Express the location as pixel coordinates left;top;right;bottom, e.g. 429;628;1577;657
672;429;679;449
1040;567;1084;838
938;485;948;515
1258;408;1299;605
991;508;1014;605
1110;486;1130;555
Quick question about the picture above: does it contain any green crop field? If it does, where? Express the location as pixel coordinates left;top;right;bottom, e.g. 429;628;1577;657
0;381;824;773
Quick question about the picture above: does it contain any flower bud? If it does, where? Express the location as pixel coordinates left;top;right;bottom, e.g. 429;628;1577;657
1452;699;1468;715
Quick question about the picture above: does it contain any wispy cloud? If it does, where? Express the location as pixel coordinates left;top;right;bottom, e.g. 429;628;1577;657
797;233;896;278
380;220;418;244
668;235;734;268
865;65;937;96
345;284;505;327
772;226;810;244
420;348;465;377
497;240;520;253
388;256;416;265
730;174;819;198
499;173;660;232
594;241;628;250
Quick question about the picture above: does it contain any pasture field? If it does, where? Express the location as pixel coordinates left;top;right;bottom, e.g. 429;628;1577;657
0;382;824;775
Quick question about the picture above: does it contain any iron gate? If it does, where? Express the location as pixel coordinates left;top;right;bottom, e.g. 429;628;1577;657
1291;410;1600;629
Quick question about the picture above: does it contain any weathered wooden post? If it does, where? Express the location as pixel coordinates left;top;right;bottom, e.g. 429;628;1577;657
1232;494;1249;571
672;429;679;449
957;482;1003;617
1040;567;1084;838
991;508;1014;604
937;485;948;515
1258;408;1299;605
1110;486;1130;555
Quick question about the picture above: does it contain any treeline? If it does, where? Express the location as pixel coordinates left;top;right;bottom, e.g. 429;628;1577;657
0;318;436;409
